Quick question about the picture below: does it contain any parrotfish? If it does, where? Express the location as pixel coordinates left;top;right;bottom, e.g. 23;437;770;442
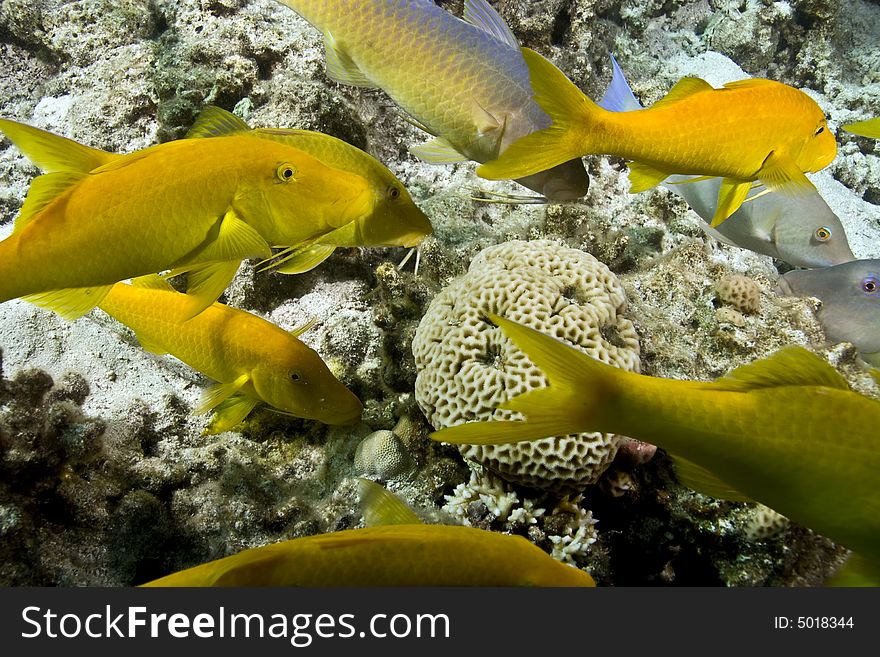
0;106;431;319
777;259;880;367
432;314;880;566
842;117;880;139
478;48;837;225
141;478;595;586
274;0;589;201
597;56;854;268
97;276;363;432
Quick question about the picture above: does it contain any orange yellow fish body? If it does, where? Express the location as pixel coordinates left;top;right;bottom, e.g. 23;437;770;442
140;524;595;587
98;278;363;431
479;49;836;225
0;107;431;319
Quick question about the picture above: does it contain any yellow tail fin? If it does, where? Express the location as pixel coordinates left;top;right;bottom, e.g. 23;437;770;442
476;48;596;181
431;314;616;446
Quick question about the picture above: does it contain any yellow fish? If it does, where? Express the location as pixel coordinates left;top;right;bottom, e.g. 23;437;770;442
0;106;432;319
432;314;880;568
97;276;363;432
275;0;589;201
842;117;880;139
142;478;595;587
478;49;837;225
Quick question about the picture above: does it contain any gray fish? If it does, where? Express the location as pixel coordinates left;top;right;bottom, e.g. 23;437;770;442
599;55;855;268
777;259;880;366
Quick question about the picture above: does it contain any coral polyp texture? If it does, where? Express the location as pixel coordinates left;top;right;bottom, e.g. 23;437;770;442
412;240;641;492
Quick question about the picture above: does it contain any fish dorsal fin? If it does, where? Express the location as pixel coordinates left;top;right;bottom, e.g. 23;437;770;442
24;284;115;321
357;478;422;527
670;455;753;502
721;78;776;91
185;105;251;138
13;171;86;234
409;136;468;164
712;346;850;392
650;77;714;110
463;0;519;49
0;117;118;173
598;53;642;112
323;31;374;87
203;393;260;435
130;274;175;292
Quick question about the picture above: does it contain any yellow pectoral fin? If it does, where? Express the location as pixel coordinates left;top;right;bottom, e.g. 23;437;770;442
323;31;374;87
710;178;753;227
757;151;816;198
191;208;272;263
409;137;469;164
24;284;114;321
357;479;422;527
627;161;670;193
13;171;86;233
173;260;241;320
195;373;251;416
203;394;260;436
262;244;337;275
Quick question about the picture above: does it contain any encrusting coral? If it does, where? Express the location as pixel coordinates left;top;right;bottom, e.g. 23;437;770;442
413;239;641;493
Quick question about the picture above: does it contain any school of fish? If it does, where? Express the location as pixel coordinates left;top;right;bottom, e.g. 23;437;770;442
0;0;877;588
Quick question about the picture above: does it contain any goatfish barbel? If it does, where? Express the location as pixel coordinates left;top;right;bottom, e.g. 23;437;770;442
98;276;363;433
478;48;836;225
597;55;854;268
0;106;431;320
432;314;880;567
274;0;589;201
777;259;880;367
142;478;595;586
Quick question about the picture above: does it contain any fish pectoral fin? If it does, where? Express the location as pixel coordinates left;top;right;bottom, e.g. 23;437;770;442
174;260;241;319
323;31;374;87
13;171;87;233
842;117;880;139
670;454;754;502
130;274;176;292
185;105;250;139
260;243;337;275
24;284;114;321
202;393;260;435
357;478;422;527
650;77;714;110
0;117;118;173
713;345;851;392
710;178;752;227
471;99;504;138
289;316;317;338
627;161;670;193
193;208;273;263
757;150;816;198
409;137;469;164
463;0;519;48
195;374;252;417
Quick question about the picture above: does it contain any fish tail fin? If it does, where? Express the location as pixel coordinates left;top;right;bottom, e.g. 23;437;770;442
0;117;118;173
431;314;620;446
477;48;598;181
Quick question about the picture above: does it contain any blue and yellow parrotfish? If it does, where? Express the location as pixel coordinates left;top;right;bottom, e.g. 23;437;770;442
274;0;589;201
0;106;431;319
842;118;880;139
597;56;853;268
432;314;880;567
97;276;363;433
141;478;596;586
478;48;837;225
777;259;880;367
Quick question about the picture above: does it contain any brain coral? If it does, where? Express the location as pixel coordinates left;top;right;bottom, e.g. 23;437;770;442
413;240;641;492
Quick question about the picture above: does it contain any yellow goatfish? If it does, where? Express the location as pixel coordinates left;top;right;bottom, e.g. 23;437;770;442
0;106;431;320
432;314;880;568
275;0;589;201
842;117;880;139
97;276;363;433
478;49;837;225
142;478;595;587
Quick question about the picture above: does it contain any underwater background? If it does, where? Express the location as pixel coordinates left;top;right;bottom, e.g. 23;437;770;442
0;0;878;586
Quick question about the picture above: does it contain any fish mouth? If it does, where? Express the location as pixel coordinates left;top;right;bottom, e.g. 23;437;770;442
774;275;795;297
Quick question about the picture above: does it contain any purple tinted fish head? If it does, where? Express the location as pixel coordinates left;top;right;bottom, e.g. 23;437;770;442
770;191;856;267
777;259;880;364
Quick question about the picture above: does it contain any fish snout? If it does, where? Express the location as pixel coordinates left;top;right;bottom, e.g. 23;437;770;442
775;275;795;297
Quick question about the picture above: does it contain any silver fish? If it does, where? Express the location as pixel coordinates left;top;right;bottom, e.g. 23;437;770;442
777;259;880;366
599;55;855;268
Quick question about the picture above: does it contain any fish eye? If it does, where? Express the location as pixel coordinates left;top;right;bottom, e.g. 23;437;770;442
862;276;879;294
386;185;401;200
276;163;296;182
289;370;303;382
814;225;832;242
814;126;825;136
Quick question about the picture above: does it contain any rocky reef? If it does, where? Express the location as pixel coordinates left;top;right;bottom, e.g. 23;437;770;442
0;0;878;586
